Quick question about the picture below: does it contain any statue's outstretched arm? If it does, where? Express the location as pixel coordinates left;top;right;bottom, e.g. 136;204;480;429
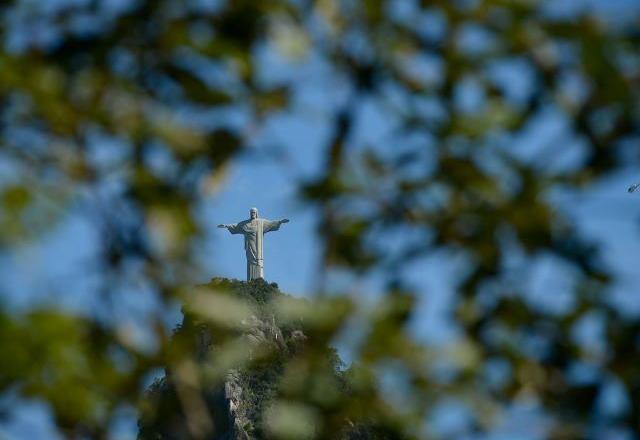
218;223;241;234
263;218;289;233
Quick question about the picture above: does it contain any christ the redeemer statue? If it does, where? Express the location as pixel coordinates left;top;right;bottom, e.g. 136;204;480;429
218;208;290;281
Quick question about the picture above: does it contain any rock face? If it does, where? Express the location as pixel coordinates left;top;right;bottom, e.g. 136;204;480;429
137;278;315;440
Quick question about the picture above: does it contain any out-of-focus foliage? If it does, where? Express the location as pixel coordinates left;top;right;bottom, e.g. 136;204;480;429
0;0;639;439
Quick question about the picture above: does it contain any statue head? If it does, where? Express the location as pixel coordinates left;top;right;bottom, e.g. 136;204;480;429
250;207;258;219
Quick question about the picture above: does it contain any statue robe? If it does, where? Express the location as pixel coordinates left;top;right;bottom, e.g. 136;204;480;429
226;218;282;281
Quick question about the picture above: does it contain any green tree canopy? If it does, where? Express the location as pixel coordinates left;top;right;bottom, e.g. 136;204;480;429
0;0;639;438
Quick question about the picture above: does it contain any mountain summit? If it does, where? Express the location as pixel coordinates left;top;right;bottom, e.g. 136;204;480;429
138;278;362;440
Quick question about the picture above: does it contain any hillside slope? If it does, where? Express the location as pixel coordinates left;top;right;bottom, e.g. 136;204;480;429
137;278;352;440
